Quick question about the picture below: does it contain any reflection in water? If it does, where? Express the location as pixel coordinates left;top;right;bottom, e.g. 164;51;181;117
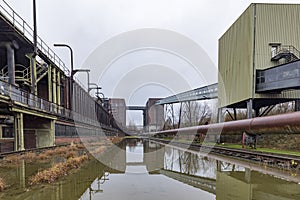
0;139;300;200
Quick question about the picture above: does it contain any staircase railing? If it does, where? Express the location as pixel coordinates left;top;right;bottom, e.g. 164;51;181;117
271;45;300;62
0;0;70;76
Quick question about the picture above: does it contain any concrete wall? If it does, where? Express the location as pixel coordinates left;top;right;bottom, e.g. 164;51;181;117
23;114;55;148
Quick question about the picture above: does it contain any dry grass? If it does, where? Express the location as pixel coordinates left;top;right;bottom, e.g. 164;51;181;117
109;137;123;144
3;145;83;165
66;151;77;159
0;178;5;191
36;153;50;160
4;154;20;163
28;155;89;185
90;146;106;154
22;152;36;160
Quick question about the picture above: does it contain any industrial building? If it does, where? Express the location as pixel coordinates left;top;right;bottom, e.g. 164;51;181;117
218;3;300;119
145;98;164;132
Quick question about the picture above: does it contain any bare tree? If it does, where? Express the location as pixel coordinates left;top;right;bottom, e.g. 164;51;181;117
179;101;212;127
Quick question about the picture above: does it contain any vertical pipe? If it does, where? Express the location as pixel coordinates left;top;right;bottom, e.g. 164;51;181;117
251;4;257;100
87;71;90;94
33;0;38;56
7;44;15;85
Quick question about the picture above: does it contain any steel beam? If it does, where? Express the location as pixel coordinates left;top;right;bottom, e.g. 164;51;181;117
126;106;146;110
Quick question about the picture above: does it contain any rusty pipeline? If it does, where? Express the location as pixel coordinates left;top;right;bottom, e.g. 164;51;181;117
152;111;300;136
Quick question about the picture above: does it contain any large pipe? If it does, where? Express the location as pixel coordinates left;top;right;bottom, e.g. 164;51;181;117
152;111;300;136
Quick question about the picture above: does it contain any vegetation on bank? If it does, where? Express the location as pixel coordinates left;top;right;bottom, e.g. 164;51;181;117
0;178;5;191
28;155;89;185
0;137;120;190
2;145;83;165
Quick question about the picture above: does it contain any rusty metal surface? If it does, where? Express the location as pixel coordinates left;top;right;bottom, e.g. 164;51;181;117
152;111;300;135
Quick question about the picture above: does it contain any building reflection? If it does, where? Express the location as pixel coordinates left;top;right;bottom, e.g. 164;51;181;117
3;139;300;200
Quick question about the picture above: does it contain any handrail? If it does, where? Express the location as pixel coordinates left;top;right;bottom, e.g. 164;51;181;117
0;0;70;75
272;45;300;60
0;79;101;127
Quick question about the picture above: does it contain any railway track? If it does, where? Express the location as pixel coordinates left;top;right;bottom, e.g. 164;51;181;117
150;138;300;170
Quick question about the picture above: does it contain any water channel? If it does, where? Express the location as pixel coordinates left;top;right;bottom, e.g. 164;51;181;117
1;139;300;200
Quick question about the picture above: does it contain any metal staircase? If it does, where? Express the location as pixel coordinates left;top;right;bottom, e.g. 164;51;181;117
271;45;300;63
0;62;48;85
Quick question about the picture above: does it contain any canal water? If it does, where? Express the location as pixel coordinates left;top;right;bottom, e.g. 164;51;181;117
1;139;300;200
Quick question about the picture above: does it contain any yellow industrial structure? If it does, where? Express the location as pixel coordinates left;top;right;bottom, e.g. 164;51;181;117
218;3;300;118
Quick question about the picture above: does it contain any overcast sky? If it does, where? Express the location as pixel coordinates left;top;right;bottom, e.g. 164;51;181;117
5;0;300;125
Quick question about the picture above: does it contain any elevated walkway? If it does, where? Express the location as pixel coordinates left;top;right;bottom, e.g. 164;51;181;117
155;83;218;105
256;59;300;93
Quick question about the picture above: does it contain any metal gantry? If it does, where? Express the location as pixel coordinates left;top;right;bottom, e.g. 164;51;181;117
155;83;218;105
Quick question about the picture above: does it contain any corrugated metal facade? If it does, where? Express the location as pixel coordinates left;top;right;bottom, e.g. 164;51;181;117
219;3;300;108
218;4;254;107
255;4;300;99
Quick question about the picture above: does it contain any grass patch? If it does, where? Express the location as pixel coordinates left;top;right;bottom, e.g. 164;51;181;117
155;138;300;157
218;143;300;156
28;155;89;185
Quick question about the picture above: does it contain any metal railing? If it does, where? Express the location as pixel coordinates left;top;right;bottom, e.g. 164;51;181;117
0;79;101;127
271;45;300;61
0;0;70;75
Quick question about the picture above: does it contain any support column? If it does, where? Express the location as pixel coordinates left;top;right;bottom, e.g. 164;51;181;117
50;120;55;146
217;107;223;123
295;99;300;112
217;160;222;172
245;168;251;183
56;71;61;106
48;64;52;102
6;44;15;85
178;102;183;128
52;67;57;104
17;160;26;189
30;55;37;95
247;99;253;119
143;110;146;132
14;113;24;151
